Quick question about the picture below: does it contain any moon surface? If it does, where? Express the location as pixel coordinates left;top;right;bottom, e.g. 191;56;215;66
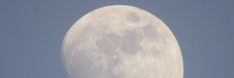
62;5;183;78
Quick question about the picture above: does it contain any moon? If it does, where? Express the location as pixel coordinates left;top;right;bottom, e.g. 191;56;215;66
62;5;183;78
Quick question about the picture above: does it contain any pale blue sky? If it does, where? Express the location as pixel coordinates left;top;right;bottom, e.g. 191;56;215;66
0;0;233;78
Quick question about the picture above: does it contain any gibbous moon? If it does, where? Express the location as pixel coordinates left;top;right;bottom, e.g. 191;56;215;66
62;5;183;78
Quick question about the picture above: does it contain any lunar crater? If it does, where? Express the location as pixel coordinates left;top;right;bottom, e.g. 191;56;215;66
142;25;163;40
126;12;140;22
96;33;122;55
96;29;143;56
120;30;143;55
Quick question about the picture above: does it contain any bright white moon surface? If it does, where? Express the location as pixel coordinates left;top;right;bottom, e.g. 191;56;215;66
62;5;183;78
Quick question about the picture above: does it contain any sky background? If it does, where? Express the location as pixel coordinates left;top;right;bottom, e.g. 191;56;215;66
0;0;234;78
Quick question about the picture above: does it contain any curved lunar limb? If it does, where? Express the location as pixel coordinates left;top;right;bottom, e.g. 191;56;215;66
62;5;183;78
